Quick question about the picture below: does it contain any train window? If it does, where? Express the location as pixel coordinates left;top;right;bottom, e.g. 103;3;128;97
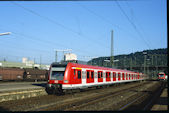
159;74;164;77
91;71;94;78
129;74;130;79
98;72;100;78
51;71;64;80
74;69;76;75
118;73;121;80
113;72;116;78
78;70;81;79
106;72;108;78
122;73;124;80
98;71;102;78
101;72;103;78
107;72;110;78
87;71;90;78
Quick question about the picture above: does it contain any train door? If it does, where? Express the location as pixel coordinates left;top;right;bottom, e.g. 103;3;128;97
86;70;90;83
91;71;94;83
76;69;82;84
106;72;111;82
86;70;94;83
129;74;130;80
122;73;125;80
72;69;82;84
135;74;137;80
81;69;86;85
138;73;139;80
126;73;128;80
113;72;116;81
118;72;121;81
98;71;103;82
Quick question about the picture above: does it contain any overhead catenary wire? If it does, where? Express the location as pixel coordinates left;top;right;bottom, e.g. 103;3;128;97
11;1;110;49
77;3;121;30
0;27;105;63
0;27;100;57
115;0;152;50
77;3;143;43
125;1;153;48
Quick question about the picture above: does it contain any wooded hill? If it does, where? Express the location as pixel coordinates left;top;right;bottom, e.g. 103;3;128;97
87;48;168;77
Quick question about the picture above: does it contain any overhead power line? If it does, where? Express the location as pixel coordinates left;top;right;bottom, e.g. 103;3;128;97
78;3;142;41
115;0;151;50
125;1;153;48
11;1;110;49
0;27;102;62
11;2;80;35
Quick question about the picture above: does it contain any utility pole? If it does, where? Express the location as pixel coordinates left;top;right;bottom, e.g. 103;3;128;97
151;54;153;66
55;50;57;62
130;57;132;70
135;56;136;68
123;56;125;69
147;58;150;78
124;56;126;69
143;52;147;74
33;58;35;68
55;49;72;62
110;30;114;68
40;55;41;69
155;54;158;75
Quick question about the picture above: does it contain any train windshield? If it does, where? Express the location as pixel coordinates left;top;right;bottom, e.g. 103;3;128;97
159;74;164;77
51;71;65;80
50;63;67;80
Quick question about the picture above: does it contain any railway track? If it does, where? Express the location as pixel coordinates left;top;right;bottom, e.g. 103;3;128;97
0;80;162;111
120;81;167;110
63;81;161;111
27;81;152;111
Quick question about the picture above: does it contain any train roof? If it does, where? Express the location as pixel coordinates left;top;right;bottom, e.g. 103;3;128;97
66;62;138;74
51;62;68;67
158;72;165;74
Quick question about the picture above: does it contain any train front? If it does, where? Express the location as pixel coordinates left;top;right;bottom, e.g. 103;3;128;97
46;62;68;94
158;72;166;80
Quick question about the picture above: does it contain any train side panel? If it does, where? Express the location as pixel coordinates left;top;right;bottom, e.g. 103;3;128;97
46;62;148;94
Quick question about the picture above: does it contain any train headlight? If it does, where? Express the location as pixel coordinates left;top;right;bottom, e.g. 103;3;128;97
64;80;68;83
54;80;58;83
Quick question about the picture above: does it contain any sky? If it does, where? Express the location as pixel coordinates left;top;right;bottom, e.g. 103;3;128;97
0;0;167;64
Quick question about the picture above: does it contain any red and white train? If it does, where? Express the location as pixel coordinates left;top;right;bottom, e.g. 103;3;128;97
46;62;148;94
158;72;168;80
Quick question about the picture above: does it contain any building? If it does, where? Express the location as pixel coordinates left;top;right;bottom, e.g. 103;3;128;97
64;53;77;61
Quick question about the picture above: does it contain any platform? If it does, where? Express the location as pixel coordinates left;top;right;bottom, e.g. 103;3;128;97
151;84;168;111
0;82;47;102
